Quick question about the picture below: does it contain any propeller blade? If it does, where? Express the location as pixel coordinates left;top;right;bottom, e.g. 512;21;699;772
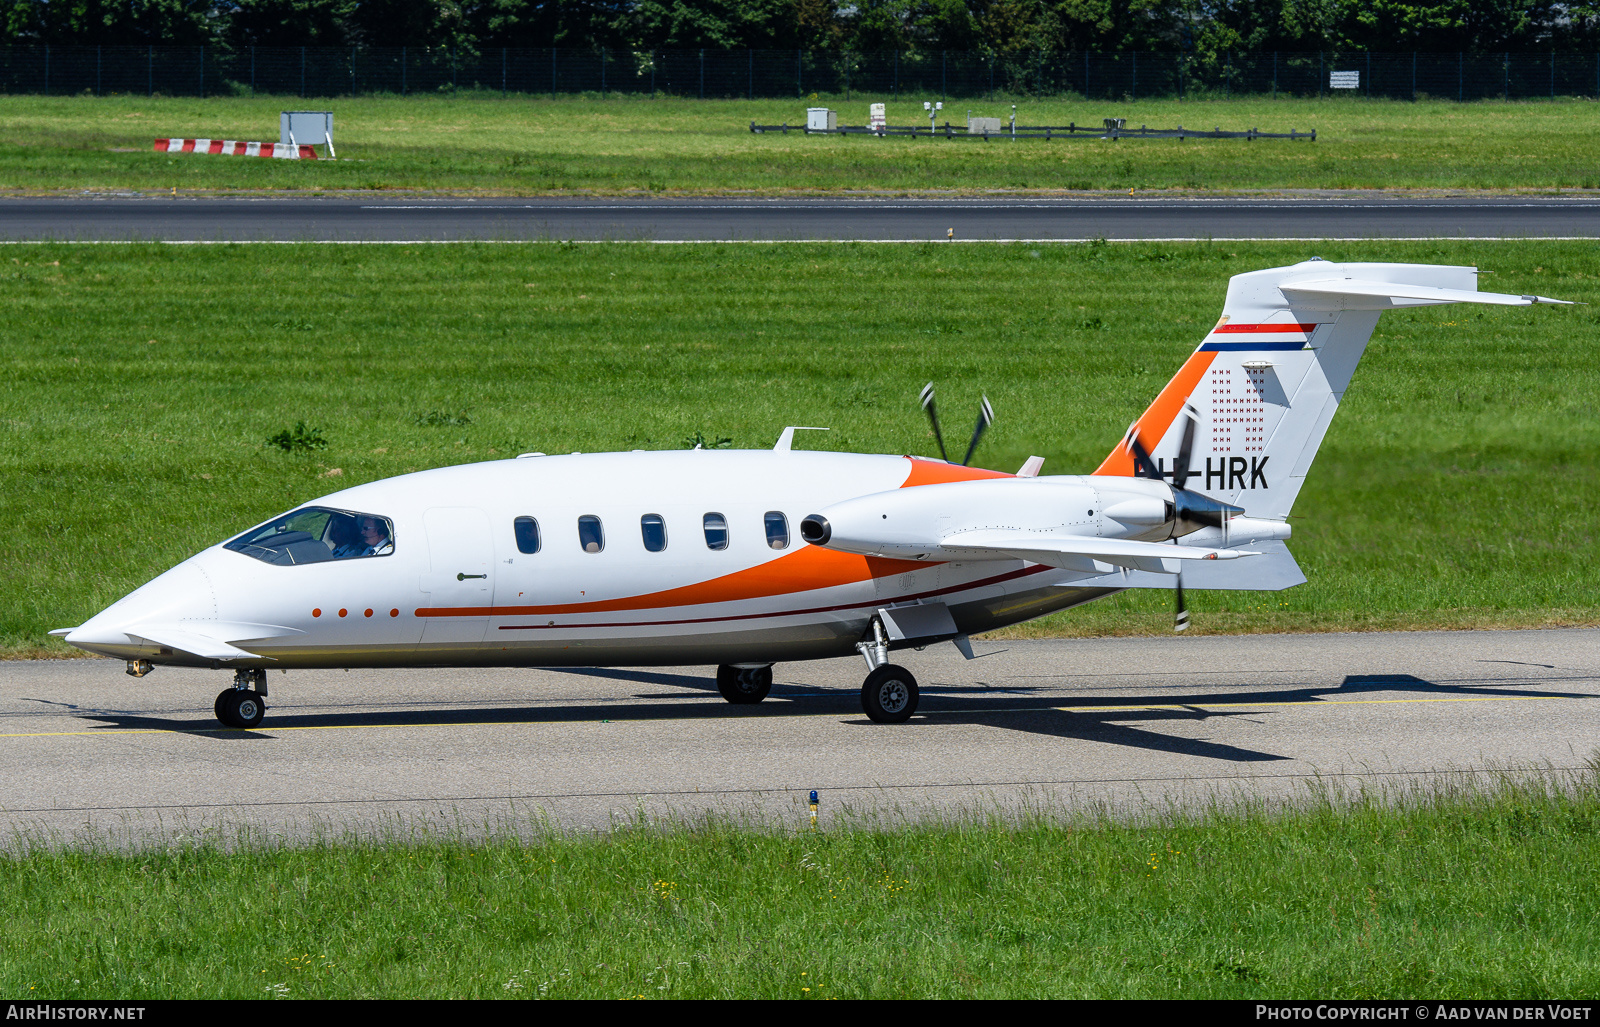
1126;423;1161;480
1170;404;1198;489
919;382;950;462
961;395;995;466
1174;571;1189;633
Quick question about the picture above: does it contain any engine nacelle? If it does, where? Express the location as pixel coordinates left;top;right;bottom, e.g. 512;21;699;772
804;474;1282;560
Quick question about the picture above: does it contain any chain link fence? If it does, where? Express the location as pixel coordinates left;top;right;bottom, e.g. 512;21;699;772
4;45;1598;102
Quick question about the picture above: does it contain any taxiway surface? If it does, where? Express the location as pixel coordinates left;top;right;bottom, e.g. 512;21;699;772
2;628;1595;847
6;196;1600;242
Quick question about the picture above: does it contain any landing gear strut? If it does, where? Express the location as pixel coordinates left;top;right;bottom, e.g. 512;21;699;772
856;617;919;723
215;668;268;729
716;664;773;704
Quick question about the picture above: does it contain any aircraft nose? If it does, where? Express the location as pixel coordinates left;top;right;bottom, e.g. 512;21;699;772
65;558;218;651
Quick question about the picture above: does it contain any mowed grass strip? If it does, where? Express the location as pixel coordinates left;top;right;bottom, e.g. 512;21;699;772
2;239;1596;655
7;93;1600;194
2;775;1598;998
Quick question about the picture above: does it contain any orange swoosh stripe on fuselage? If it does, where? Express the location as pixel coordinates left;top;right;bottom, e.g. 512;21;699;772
417;455;1016;619
494;563;1056;629
1093;349;1217;476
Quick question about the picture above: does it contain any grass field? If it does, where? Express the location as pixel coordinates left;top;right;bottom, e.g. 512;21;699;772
5;93;1600;194
3;238;1596;656
2;772;1596;998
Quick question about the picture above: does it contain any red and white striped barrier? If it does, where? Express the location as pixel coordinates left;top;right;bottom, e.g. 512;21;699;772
153;139;318;160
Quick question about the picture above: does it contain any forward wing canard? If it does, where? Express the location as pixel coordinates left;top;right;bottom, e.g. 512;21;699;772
60;620;302;662
128;626;268;662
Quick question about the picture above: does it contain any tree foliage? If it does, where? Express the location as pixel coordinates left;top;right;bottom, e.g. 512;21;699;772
5;0;1597;50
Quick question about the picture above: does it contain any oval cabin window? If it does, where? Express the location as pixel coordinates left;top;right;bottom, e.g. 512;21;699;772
513;516;541;554
702;513;729;551
578;515;604;554
764;511;789;550
640;514;667;553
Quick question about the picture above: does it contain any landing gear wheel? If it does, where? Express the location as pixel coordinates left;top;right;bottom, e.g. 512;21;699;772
217;689;266;729
716;665;773;705
861;664;919;724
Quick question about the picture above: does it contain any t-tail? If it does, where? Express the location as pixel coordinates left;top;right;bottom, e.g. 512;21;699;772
1095;259;1571;521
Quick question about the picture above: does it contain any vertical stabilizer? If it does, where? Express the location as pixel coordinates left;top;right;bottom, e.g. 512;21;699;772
1094;260;1568;519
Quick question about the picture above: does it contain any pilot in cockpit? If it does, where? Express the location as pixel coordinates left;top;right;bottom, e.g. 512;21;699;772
355;515;394;556
328;516;365;559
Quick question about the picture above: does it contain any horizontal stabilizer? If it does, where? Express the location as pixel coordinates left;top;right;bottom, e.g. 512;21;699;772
1280;279;1574;309
940;530;1256;575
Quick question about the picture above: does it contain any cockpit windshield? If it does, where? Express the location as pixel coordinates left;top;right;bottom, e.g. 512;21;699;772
224;507;395;566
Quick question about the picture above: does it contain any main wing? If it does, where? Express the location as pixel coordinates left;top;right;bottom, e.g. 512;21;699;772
938;529;1255;575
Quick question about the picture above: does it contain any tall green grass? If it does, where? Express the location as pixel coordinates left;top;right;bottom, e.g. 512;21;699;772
5;93;1600;193
2;239;1596;654
2;770;1597;997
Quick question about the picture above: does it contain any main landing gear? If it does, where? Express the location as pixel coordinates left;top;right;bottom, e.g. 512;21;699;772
715;618;925;724
215;668;268;729
856;617;920;724
716;664;773;704
861;664;919;724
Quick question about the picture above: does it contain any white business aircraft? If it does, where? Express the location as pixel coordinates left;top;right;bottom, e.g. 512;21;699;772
55;260;1570;728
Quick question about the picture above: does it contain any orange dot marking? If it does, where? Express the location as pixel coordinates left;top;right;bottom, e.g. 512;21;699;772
364;609;373;618
312;608;321;618
338;609;348;618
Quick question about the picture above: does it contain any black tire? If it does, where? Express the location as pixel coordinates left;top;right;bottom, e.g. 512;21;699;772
716;664;773;705
213;690;232;723
861;665;919;724
219;689;267;729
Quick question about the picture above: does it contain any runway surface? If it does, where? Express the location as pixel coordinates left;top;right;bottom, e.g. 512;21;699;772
1;628;1596;848
7;196;1600;242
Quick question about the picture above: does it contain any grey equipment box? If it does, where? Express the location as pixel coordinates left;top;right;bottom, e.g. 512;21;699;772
280;111;334;155
806;108;837;132
967;117;1003;134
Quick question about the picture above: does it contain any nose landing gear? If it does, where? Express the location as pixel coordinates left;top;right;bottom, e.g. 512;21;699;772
215;668;268;729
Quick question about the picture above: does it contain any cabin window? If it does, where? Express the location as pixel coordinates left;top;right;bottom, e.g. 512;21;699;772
225;507;394;566
640;514;668;552
578;515;604;553
513;516;541;555
764;511;790;550
702;512;729;551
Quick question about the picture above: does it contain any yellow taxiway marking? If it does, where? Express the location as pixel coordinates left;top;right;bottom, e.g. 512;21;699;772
0;693;1573;740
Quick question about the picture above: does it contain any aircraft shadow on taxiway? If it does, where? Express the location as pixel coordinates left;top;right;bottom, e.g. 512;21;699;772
70;670;1594;765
